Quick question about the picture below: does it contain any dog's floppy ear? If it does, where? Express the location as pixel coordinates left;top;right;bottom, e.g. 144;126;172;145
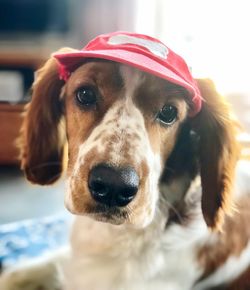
20;47;75;185
192;79;240;230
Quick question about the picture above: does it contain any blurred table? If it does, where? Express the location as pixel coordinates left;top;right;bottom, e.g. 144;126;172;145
0;50;46;164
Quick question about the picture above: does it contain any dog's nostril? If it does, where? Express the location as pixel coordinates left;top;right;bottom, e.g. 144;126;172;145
116;189;136;204
88;163;139;207
90;180;108;195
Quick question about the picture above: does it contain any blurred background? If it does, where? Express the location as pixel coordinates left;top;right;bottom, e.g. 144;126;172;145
0;0;249;268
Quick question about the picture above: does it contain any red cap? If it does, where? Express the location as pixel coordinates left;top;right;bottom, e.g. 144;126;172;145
53;31;202;115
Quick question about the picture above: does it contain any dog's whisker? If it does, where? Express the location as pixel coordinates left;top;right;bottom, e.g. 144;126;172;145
158;195;184;224
45;173;63;184
165;201;184;224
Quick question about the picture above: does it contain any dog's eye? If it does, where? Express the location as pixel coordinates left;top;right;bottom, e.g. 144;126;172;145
157;105;178;125
75;87;97;108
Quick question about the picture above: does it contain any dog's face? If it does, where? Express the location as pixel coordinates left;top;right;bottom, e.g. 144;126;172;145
63;61;190;227
20;49;240;230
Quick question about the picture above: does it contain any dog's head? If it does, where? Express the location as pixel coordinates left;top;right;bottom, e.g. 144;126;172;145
20;48;239;230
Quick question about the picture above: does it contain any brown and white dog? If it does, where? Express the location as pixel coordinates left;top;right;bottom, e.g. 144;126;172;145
1;45;250;290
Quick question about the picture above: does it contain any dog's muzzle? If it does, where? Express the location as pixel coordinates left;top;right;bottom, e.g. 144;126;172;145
88;163;139;207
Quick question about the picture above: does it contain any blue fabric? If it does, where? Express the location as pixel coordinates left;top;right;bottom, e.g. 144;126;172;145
0;214;71;268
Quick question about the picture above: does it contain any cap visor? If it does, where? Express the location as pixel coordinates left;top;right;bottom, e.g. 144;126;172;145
54;49;201;114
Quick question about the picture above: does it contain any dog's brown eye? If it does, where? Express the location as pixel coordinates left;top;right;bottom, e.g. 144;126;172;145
157;105;178;125
75;87;97;108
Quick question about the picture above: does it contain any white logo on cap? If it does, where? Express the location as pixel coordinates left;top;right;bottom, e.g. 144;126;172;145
108;34;168;59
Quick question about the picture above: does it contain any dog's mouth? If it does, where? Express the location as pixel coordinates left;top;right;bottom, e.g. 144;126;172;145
85;204;130;225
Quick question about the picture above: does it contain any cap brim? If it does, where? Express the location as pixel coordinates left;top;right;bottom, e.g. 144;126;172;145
53;49;201;115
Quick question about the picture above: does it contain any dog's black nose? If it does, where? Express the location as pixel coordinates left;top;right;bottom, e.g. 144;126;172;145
88;163;139;207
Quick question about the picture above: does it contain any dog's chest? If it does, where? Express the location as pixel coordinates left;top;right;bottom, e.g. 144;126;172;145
64;217;202;290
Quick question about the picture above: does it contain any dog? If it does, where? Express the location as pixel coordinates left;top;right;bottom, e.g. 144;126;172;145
1;31;250;290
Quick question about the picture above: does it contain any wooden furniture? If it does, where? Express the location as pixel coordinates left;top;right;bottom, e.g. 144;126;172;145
0;103;25;164
0;50;46;164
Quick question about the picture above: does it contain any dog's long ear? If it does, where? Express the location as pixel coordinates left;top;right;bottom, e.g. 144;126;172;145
192;79;240;230
20;48;75;185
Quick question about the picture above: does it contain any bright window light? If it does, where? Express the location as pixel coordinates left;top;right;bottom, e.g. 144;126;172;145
135;0;250;94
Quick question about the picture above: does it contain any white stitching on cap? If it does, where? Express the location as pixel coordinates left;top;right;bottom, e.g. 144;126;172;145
108;34;168;59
